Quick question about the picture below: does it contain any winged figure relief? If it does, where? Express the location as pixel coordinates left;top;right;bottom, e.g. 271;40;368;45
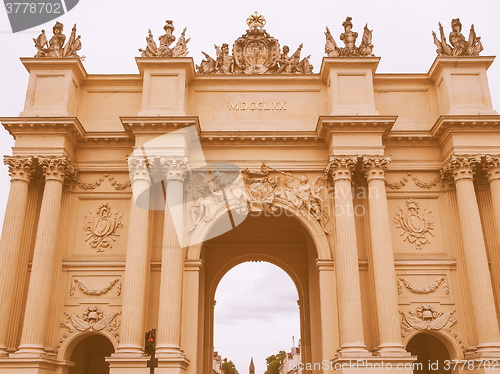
400;305;456;337
61;307;121;334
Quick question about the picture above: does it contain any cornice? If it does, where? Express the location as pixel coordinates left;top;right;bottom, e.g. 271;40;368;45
428;56;495;81
120;116;201;137
1;117;86;142
319;57;381;81
135;57;196;81
385;131;437;145
21;57;87;84
1;117;135;145
316;115;396;138
199;131;324;146
81;132;133;143
431;115;500;140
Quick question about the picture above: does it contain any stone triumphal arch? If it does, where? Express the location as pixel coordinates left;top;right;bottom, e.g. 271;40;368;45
1;12;500;374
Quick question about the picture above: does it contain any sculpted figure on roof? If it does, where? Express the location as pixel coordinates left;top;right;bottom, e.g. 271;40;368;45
139;20;190;57
432;18;483;56
324;17;374;57
196;12;313;74
34;22;83;58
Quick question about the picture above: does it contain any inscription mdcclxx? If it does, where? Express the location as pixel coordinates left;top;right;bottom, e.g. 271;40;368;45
228;102;287;111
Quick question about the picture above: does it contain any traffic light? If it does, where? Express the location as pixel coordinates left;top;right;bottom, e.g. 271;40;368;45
145;329;156;356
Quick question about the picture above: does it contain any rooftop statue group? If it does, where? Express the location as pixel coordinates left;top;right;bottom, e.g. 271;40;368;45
139;20;190;58
432;18;483;56
33;21;83;58
32;15;484;73
325;17;374;57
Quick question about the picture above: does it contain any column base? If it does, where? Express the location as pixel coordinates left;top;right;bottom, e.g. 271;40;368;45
337;344;371;358
0;356;65;374
11;344;47;358
156;356;190;374
329;357;417;374
465;343;500;359
373;344;412;357
155;344;185;358
107;354;151;374
113;344;146;358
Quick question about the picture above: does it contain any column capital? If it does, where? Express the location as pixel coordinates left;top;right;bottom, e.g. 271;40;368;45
484;155;500;183
127;156;151;184
159;156;191;182
362;155;391;182
442;154;481;182
38;156;75;183
325;155;358;182
4;155;35;183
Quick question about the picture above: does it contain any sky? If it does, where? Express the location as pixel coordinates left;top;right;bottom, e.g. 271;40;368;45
0;0;499;373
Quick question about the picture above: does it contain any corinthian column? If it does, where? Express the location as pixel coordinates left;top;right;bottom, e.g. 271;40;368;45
0;156;34;357
156;157;191;358
17;156;74;356
443;155;500;356
115;156;151;355
362;156;407;356
325;156;368;356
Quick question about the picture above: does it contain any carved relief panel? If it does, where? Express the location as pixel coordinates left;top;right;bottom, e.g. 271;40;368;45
68;196;130;257
388;196;446;255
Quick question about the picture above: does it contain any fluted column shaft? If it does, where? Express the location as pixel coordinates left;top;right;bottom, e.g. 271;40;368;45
485;155;500;265
17;156;73;355
0;156;34;356
444;155;500;356
156;157;190;356
326;156;368;356
116;157;152;355
362;156;406;355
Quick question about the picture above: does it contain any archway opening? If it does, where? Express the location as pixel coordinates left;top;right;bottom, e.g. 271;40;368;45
69;334;115;374
406;333;451;374
200;213;324;373
214;261;301;374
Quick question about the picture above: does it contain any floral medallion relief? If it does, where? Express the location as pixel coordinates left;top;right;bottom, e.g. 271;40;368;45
390;197;445;254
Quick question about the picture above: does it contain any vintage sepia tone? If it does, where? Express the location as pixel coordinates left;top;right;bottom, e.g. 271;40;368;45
0;12;500;374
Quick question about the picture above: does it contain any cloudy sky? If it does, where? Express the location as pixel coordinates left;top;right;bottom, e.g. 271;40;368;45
0;0;499;373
